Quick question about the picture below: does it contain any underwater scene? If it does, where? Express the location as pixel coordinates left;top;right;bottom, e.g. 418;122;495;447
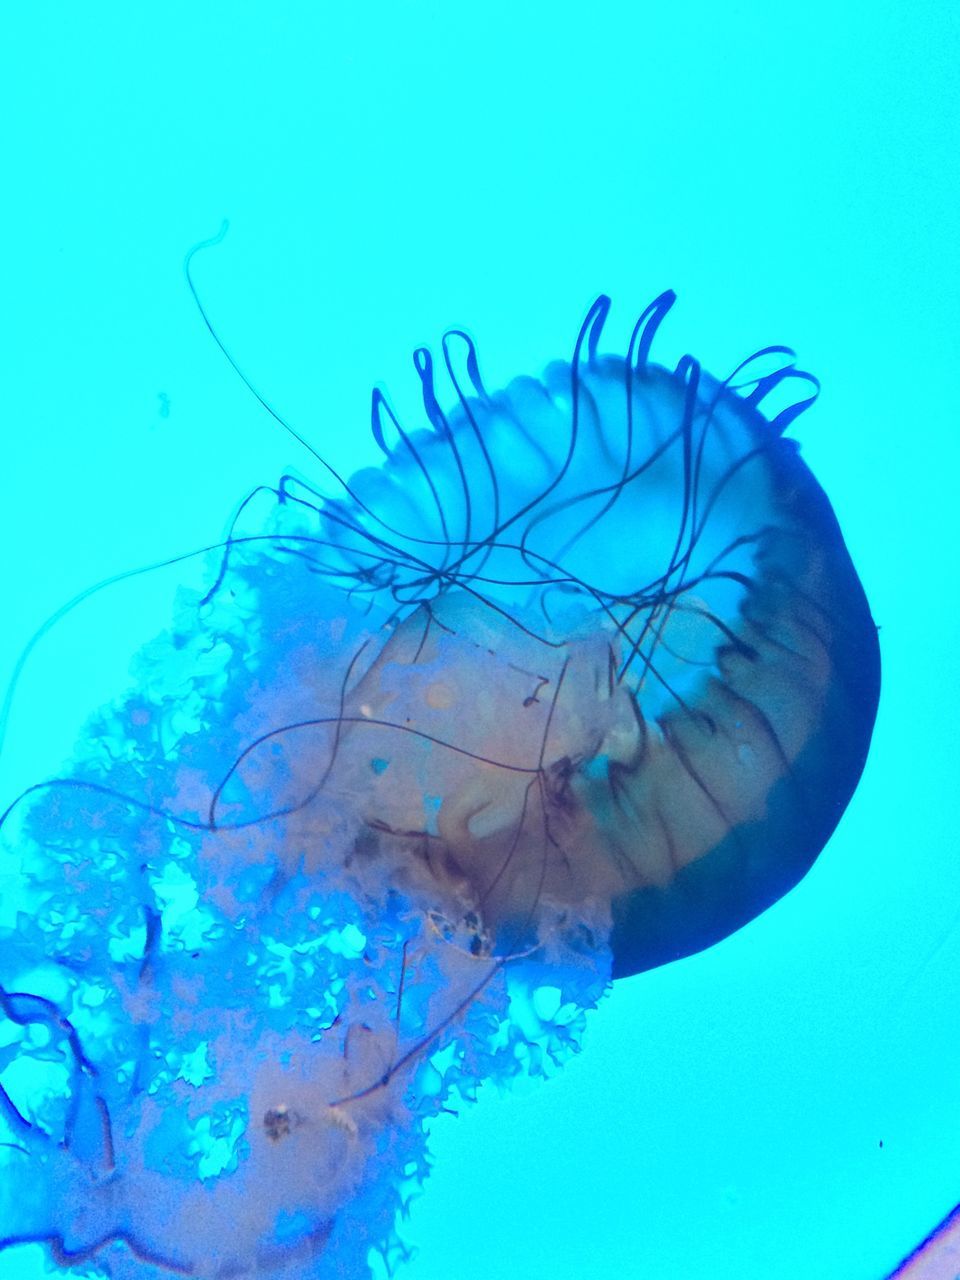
1;3;958;1278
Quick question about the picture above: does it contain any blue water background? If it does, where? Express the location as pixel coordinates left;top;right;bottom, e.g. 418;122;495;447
1;4;958;1277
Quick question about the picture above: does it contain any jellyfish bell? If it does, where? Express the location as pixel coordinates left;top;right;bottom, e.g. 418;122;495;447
290;293;881;979
0;290;879;1279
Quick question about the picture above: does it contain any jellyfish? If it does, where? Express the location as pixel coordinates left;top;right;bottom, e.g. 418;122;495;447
0;285;879;1279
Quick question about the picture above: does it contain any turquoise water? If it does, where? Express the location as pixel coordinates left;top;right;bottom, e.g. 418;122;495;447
1;3;958;1278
